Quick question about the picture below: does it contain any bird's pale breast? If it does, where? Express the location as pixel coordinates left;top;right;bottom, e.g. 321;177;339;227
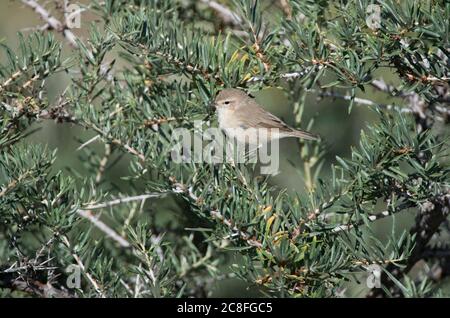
217;107;282;145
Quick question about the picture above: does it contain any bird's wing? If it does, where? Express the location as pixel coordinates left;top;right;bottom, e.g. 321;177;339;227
246;101;293;132
256;113;293;132
243;99;319;140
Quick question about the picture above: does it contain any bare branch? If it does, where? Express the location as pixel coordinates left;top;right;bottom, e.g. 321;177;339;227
75;193;165;248
200;0;242;27
331;202;414;234
21;0;79;48
82;193;165;210
75;209;131;248
316;90;412;113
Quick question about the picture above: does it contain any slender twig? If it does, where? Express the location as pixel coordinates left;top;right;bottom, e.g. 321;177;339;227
77;135;100;151
75;193;165;248
61;235;105;297
95;143;111;185
200;0;242;27
209;210;262;248
316;90;412;113
332;210;395;233
247;69;311;83
21;0;79;48
75;209;131;248
82;121;146;163
0;71;23;93
142;117;186;128
82;193;164;210
139;45;217;81
0;170;33;198
370;79;413;98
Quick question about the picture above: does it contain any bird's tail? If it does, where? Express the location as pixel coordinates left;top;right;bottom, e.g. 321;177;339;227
289;129;320;141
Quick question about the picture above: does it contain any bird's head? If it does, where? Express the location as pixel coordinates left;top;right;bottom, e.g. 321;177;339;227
214;88;248;111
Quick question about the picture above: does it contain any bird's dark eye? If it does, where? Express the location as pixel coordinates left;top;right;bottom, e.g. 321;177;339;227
224;101;231;105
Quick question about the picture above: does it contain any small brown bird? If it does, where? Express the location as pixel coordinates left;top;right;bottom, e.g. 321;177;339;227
214;88;319;145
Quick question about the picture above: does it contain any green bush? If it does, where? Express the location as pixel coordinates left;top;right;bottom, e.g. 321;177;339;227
0;0;449;298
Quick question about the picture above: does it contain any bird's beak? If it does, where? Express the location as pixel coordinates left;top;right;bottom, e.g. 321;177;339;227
208;102;216;111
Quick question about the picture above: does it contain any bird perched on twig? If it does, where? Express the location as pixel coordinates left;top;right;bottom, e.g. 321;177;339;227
214;88;319;145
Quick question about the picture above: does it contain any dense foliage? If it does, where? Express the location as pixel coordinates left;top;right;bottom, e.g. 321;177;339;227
0;0;449;297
